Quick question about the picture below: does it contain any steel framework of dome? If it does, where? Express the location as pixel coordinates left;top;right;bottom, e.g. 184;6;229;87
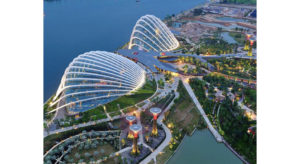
49;51;146;114
128;15;179;52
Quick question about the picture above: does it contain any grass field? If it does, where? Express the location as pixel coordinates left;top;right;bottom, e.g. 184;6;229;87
156;146;174;164
105;79;156;113
229;32;246;45
165;80;206;136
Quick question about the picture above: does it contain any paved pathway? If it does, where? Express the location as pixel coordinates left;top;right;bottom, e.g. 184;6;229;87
181;77;223;142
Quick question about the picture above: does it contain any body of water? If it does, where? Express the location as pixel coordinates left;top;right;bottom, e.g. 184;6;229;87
216;16;249;23
194;20;249;31
167;129;242;164
44;0;207;101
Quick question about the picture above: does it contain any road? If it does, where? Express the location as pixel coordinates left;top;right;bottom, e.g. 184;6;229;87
181;76;223;142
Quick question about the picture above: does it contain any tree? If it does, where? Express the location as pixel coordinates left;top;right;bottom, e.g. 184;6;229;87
93;151;99;157
100;148;105;154
121;138;126;146
84;143;90;150
75;153;80;159
183;65;188;74
196;48;200;55
84;152;91;158
68;158;74;163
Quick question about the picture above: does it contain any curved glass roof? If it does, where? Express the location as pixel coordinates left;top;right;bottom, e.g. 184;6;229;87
128;15;179;52
50;51;146;113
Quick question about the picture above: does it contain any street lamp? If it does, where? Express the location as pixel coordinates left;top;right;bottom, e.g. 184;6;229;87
150;107;162;136
130;124;142;155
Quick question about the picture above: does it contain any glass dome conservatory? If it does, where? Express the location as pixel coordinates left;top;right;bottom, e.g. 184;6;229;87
128;15;179;52
49;51;146;114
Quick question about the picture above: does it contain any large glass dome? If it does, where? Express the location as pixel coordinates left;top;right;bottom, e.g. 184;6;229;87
49;51;146;114
128;15;179;52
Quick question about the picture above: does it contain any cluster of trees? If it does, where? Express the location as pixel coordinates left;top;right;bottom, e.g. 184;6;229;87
157;78;164;89
207;58;257;80
219;98;256;164
44;130;120;164
195;38;239;55
189;78;256;163
44;123;109;153
189;79;215;115
203;73;241;93
244;88;257;111
177;56;209;75
220;0;256;5
193;8;205;16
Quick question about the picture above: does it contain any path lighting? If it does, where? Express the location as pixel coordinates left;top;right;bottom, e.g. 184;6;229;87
130;124;142;155
150;108;162;136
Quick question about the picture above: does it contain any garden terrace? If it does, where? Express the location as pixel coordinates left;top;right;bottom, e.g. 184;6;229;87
189;78;256;164
163;80;206;154
104;79;156;113
207;57;256;80
218;98;256;164
203;73;256;111
44;122;108;153
44;130;121;164
193;38;239;55
203;73;243;93
57;106;107;128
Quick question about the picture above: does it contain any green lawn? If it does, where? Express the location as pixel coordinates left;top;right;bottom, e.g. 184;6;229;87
164;80;206;145
156;146;174;164
229;32;246;45
105;79;156;112
109;111;122;117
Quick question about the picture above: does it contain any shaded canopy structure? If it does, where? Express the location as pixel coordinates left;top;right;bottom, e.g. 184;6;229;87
128;15;179;52
49;51;146;114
